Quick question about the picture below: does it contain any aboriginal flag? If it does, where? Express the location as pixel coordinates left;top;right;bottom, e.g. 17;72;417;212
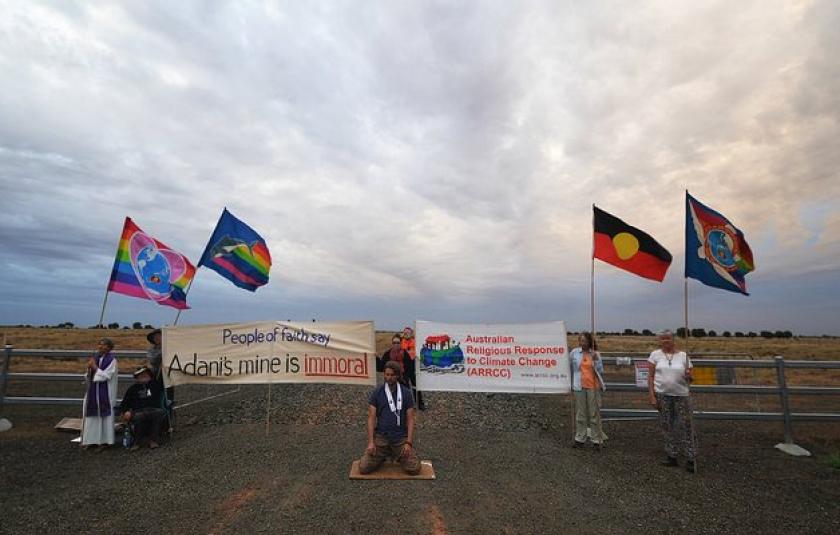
593;206;672;282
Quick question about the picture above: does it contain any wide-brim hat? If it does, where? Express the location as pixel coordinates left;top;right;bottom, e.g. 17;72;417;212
133;366;152;378
146;328;162;344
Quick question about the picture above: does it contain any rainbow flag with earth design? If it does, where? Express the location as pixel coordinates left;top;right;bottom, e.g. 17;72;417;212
107;217;196;309
198;208;271;291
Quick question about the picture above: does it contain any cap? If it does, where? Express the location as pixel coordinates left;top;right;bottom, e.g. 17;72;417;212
146;329;162;344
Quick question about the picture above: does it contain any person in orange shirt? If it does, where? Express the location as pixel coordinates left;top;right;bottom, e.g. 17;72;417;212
400;326;425;411
570;331;606;450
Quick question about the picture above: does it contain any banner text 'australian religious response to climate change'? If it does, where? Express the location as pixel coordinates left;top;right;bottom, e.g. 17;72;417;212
415;320;570;394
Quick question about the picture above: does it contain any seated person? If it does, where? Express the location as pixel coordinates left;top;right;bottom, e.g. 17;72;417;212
119;367;167;450
359;361;421;475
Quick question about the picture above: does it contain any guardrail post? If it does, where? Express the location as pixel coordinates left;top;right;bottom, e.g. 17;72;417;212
0;345;13;430
0;345;12;410
773;356;809;456
774;356;793;444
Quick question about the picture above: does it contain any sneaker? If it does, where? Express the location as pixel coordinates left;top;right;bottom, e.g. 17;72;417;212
149;441;160;449
572;441;585;448
661;456;679;467
593;443;602;452
686;460;697;473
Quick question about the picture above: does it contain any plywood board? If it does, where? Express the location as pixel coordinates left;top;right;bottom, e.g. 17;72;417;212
55;418;124;432
55;417;82;432
349;460;435;480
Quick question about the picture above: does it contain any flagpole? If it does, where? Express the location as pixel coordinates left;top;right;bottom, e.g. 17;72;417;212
97;287;110;328
173;278;195;326
98;218;127;328
684;278;690;346
683;190;690;349
591;204;596;338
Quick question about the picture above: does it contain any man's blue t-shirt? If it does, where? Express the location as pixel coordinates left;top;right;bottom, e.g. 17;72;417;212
368;382;414;441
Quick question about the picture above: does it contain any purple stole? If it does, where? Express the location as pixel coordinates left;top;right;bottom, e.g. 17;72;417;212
85;352;115;417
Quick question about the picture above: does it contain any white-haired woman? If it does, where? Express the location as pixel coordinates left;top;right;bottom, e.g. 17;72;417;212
647;330;697;473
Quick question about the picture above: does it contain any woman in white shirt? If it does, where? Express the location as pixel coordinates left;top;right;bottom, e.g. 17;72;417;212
647;330;697;473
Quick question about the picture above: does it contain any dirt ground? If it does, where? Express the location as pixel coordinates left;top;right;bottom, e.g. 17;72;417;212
1;329;839;534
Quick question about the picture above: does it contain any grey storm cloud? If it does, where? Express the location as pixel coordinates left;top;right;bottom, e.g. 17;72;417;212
0;0;838;334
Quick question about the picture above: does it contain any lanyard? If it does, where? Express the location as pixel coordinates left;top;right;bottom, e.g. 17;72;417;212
384;383;403;426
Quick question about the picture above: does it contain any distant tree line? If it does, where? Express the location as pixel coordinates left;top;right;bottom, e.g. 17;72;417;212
4;322;156;330
88;322;155;330
4;325;834;339
570;328;800;339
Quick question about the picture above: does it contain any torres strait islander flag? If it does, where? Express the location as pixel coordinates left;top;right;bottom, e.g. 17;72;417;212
198;208;271;291
685;192;754;295
593;206;673;282
107;217;196;309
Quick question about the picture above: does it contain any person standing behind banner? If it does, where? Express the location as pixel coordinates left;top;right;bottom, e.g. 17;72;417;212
570;332;607;450
146;328;174;405
377;335;414;387
359;361;421;475
81;338;119;451
648;330;698;473
401;326;426;411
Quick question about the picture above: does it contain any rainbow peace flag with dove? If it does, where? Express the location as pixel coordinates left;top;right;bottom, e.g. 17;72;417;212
198;208;271;292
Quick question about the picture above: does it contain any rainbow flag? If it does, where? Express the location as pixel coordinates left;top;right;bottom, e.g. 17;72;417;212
107;217;196;309
198;209;271;291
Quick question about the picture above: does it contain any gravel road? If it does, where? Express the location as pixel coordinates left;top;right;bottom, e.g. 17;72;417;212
2;384;839;534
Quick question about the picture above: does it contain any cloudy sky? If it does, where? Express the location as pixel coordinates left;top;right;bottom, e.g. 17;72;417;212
1;1;838;334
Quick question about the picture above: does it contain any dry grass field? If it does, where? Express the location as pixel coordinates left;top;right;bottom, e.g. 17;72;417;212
2;326;837;371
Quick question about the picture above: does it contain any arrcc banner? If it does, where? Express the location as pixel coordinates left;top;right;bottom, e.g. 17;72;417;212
415;320;570;393
162;321;376;386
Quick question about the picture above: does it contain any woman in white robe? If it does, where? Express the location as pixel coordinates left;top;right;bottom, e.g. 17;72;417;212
81;338;119;449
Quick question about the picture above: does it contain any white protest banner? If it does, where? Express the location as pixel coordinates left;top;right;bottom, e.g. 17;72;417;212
162;320;376;386
415;320;570;393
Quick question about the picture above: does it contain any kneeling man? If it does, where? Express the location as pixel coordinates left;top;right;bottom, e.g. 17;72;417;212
359;360;421;475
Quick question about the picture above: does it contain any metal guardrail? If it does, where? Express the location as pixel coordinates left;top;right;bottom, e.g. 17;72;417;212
0;347;147;408
595;352;840;447
2;347;839;446
0;347;238;410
